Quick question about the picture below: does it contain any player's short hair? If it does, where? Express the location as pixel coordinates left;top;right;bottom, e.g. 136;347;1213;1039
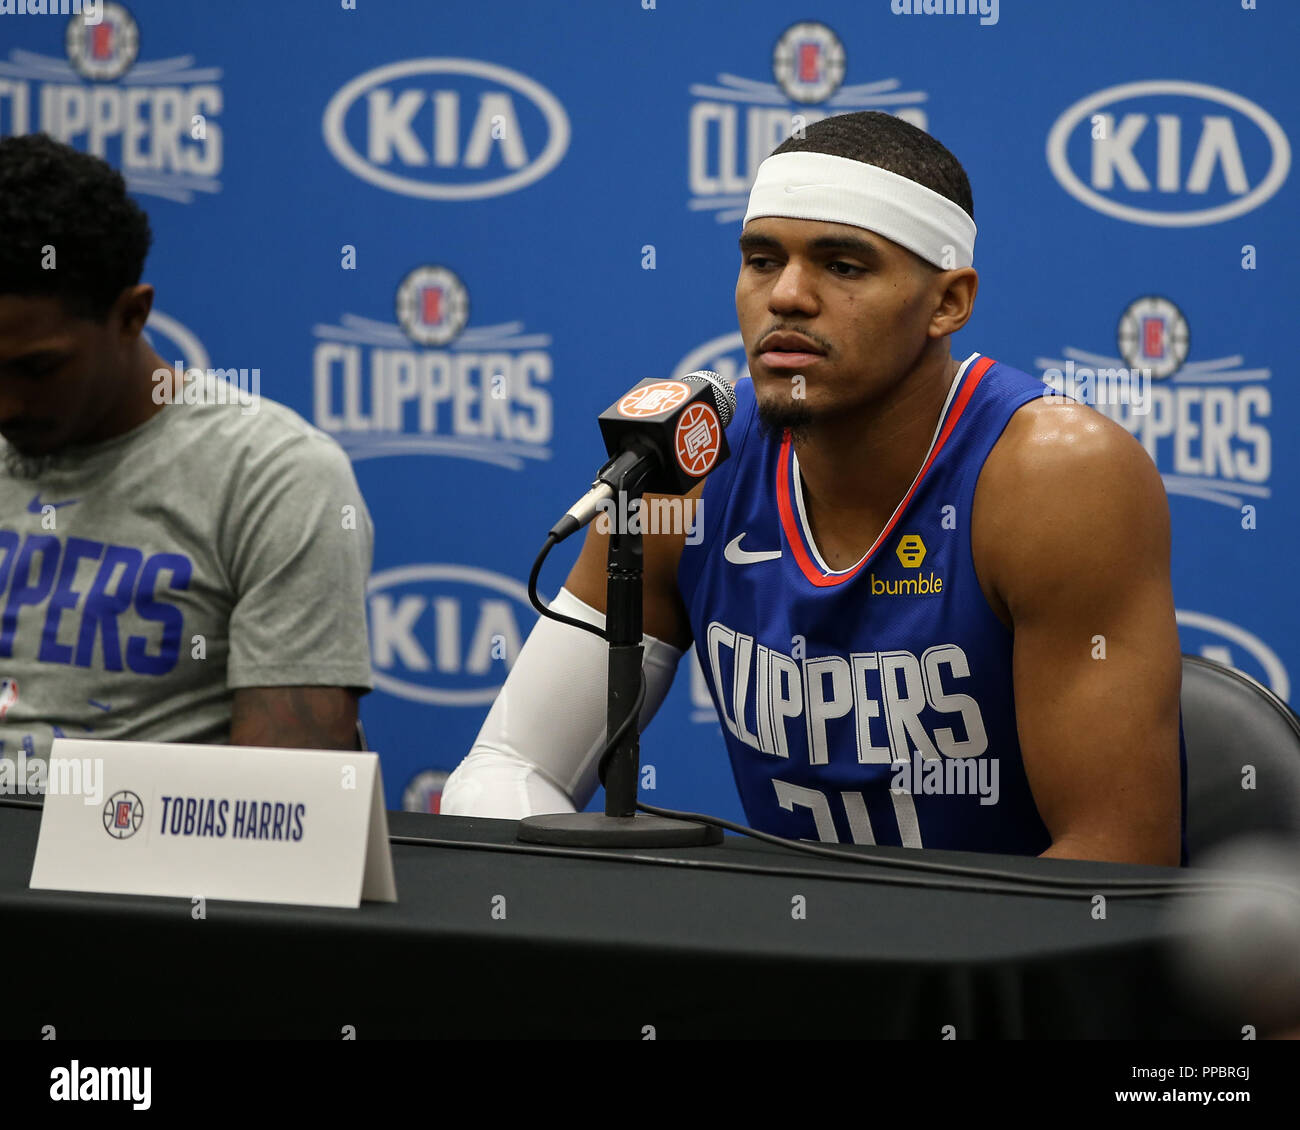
0;132;153;321
771;111;974;223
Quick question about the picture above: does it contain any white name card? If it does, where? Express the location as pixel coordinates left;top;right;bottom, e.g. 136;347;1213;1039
30;738;397;909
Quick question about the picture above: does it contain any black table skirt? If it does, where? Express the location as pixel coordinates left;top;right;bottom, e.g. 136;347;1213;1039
0;801;1236;1038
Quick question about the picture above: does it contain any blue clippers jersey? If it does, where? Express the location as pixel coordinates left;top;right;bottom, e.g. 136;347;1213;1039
678;352;1189;863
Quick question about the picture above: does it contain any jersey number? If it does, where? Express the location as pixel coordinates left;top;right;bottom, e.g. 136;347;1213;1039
772;779;924;848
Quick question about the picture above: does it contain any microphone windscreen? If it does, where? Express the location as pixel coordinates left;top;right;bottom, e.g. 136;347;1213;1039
682;369;736;428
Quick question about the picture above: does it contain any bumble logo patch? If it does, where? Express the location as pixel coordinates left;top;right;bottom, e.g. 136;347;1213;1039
872;533;943;596
896;534;927;569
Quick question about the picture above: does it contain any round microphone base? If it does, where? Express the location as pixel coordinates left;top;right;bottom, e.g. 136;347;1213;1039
516;813;723;847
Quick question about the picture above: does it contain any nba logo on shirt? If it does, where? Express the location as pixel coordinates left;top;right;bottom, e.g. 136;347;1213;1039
0;678;17;721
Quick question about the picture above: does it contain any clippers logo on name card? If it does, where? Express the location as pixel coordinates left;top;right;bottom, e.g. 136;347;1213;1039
103;790;143;840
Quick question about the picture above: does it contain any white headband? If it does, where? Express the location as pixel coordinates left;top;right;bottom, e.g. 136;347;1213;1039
742;151;976;269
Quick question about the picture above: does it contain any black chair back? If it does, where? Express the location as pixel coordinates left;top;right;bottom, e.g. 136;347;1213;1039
1181;654;1300;861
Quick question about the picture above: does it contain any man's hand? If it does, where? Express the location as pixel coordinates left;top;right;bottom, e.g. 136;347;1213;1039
230;686;360;750
976;401;1183;866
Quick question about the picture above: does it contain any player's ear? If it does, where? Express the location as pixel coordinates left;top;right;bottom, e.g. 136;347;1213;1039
928;268;977;339
113;284;154;341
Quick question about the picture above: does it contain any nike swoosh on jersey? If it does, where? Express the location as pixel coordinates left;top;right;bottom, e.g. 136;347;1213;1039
724;533;782;564
26;493;80;513
783;183;834;193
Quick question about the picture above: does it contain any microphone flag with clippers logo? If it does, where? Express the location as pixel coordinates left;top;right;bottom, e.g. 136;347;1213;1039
598;372;734;495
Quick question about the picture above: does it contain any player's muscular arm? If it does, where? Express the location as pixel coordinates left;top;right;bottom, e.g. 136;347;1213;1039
230;687;360;750
561;481;703;651
975;404;1182;866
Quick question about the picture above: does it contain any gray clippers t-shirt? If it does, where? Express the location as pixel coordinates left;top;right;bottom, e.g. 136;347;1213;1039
0;373;374;765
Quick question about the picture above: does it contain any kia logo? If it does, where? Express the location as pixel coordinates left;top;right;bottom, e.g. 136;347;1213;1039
367;564;540;705
1046;80;1290;227
322;57;570;200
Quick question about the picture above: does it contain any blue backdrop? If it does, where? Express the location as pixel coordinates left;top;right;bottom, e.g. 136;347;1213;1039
2;0;1295;818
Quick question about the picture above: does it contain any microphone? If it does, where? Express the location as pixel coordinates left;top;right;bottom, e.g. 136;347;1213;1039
549;371;736;543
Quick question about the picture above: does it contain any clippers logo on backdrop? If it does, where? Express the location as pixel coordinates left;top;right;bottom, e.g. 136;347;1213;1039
402;769;448;814
312;266;554;468
0;3;224;202
322;57;569;199
689;21;931;223
367;564;538;707
1177;610;1289;701
1047;80;1290;226
1035;295;1271;511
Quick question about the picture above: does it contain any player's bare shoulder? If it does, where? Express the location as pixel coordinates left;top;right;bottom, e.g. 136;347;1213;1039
972;396;1171;620
982;395;1162;494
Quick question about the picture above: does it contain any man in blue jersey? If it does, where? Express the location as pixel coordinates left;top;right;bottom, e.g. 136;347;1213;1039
443;112;1185;867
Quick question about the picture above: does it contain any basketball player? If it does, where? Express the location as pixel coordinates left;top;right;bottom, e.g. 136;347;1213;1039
442;112;1186;867
0;133;373;764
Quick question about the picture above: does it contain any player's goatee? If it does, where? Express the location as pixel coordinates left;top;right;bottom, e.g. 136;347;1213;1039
755;396;815;443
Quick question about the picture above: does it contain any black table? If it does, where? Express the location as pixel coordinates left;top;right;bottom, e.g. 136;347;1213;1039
0;799;1236;1038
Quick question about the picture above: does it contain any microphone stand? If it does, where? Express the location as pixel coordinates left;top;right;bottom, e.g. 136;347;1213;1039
517;461;722;847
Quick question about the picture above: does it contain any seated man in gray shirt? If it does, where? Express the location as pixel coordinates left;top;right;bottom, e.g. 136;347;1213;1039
0;133;373;769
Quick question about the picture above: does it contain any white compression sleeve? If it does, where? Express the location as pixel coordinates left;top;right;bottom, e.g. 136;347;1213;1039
439;587;684;818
